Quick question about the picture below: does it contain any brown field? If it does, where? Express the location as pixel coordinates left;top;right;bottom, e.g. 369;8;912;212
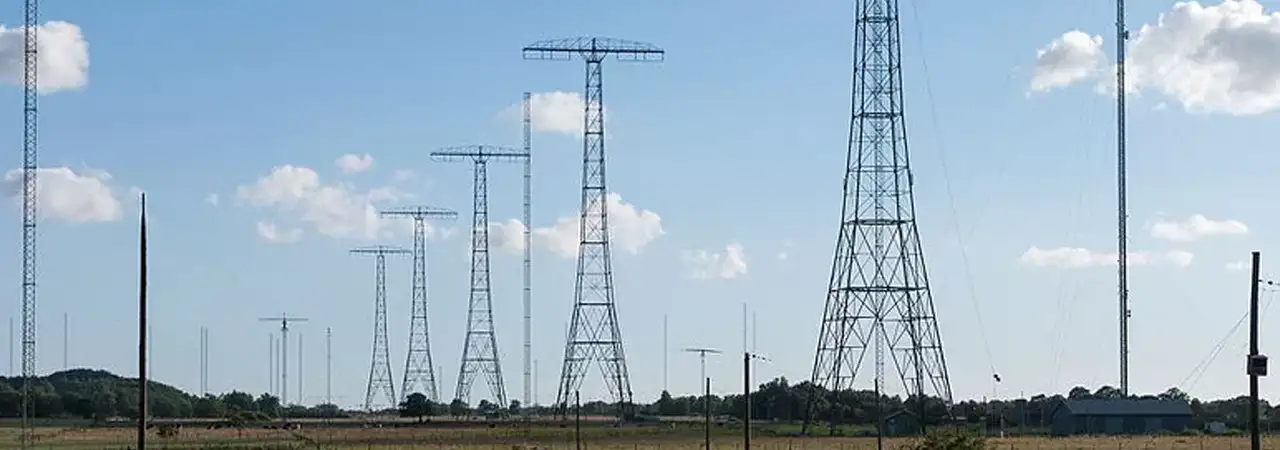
0;425;1273;449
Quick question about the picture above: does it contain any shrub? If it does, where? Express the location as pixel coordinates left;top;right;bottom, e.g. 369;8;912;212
903;428;989;450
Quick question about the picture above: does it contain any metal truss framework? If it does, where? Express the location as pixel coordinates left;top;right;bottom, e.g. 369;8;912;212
804;0;952;435
380;206;458;402
431;145;529;406
521;37;663;415
351;245;411;411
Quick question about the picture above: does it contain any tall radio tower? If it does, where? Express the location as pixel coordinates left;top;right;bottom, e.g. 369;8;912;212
521;36;664;415
804;0;952;435
19;0;38;446
431;145;529;407
380;206;457;402
1115;0;1131;398
351;245;410;411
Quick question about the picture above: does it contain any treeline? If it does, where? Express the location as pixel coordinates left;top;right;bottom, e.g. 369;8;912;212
0;369;343;421
635;378;1280;433
3;369;1278;433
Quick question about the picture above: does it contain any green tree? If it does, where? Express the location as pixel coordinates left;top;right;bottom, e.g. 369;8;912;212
399;393;433;422
449;398;469;417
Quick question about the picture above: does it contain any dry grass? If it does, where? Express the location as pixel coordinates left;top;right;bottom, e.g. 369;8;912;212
0;426;1273;449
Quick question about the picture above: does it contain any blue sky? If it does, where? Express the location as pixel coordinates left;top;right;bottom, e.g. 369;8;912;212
0;0;1278;410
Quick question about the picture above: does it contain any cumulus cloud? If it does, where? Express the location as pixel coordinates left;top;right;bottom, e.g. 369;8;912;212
1030;0;1280;115
500;91;605;136
336;153;374;174
1019;246;1195;268
235;164;419;241
4;166;122;223
533;193;663;259
1149;214;1248;241
256;221;302;243
488;219;527;254
0;21;90;93
1029;30;1106;93
683;243;748;280
205;193;219;206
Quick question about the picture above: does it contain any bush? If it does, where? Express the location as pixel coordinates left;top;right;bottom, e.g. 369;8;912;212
904;428;989;450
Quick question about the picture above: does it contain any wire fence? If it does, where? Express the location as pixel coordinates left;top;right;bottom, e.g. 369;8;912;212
1;426;1279;449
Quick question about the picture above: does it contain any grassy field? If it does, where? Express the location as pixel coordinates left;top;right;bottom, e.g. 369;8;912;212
0;424;1273;449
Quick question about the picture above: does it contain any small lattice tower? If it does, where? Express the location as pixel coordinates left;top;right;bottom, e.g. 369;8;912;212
803;0;953;435
351;245;411;411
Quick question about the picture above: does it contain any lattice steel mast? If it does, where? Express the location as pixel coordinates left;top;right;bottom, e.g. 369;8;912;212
351;245;409;411
259;314;308;405
522;92;534;411
804;0;952;435
380;206;458;402
19;0;38;446
432;145;529;407
1116;0;1131;398
521;37;663;414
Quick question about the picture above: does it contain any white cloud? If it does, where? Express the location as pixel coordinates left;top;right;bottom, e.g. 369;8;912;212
1019;246;1195;268
683;243;749;280
500;91;606;137
488;219;526;254
205;193;219;206
255;221;302;243
1150;214;1248;241
1029;30;1106;93
4;166;121;223
336;153;374;174
777;252;789;261
0;21;89;93
1033;0;1280;115
235;164;416;241
532;193;664;259
1227;260;1248;271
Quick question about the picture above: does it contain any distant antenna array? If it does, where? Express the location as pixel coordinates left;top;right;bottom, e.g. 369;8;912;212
259;314;308;405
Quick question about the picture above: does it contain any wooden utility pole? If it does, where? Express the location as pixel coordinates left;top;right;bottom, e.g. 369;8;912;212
137;193;148;450
1248;251;1267;450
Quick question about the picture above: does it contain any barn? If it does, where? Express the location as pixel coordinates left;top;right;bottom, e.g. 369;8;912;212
1050;398;1193;435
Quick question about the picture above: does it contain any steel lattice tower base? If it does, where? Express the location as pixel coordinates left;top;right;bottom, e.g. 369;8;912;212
381;206;458;402
431;145;529;407
803;0;953;435
352;245;410;411
522;37;664;415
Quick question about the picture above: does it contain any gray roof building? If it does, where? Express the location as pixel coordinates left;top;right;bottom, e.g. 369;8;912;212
1050;399;1193;436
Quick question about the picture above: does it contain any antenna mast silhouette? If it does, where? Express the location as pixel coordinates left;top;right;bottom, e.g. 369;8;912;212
521;36;664;414
351;245;411;411
804;0;952;435
200;327;209;395
431;144;529;407
1116;0;1131;398
19;0;38;445
136;194;148;450
521;91;534;411
380;206;457;402
259;314;308;405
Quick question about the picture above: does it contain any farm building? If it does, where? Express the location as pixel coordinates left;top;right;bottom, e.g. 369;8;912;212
1050;398;1193;435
